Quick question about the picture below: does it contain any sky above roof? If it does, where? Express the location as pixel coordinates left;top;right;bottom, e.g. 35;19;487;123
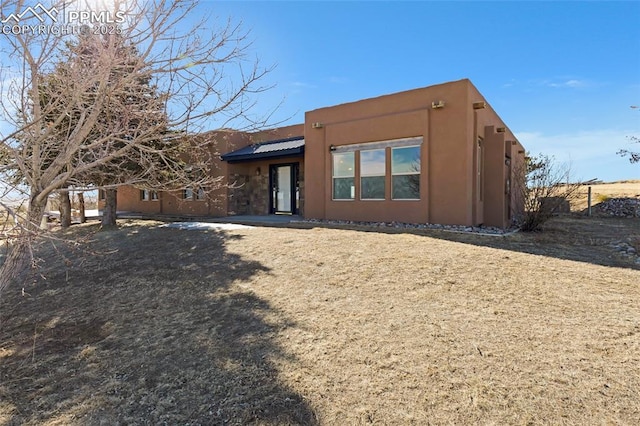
200;0;640;182
1;1;638;183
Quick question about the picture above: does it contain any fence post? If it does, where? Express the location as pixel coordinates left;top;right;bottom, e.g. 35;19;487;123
587;186;592;217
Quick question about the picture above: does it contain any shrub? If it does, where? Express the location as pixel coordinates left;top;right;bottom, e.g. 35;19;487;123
513;154;582;232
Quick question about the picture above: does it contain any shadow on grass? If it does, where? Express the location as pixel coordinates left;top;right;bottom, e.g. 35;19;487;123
0;224;317;425
287;215;640;271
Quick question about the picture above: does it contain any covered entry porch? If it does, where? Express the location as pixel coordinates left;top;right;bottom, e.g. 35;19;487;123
221;137;305;216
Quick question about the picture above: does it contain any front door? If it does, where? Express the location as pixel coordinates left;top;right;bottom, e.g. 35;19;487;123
270;164;298;214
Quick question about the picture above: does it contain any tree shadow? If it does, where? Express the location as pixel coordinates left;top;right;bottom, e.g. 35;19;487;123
0;224;317;425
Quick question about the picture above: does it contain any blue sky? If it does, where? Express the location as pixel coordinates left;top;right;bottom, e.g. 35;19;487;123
198;0;640;182
1;1;638;182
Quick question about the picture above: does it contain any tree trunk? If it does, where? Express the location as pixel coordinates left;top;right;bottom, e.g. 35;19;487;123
78;192;86;223
59;189;72;229
0;197;47;297
101;188;117;227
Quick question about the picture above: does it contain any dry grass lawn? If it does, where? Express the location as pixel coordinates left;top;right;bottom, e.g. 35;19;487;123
570;180;640;212
1;211;639;425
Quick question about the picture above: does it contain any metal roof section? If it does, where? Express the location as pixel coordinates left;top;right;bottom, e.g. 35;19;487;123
220;136;305;163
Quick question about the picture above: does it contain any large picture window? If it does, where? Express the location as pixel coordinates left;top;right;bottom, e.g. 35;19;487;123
332;152;355;200
360;149;385;200
392;146;421;199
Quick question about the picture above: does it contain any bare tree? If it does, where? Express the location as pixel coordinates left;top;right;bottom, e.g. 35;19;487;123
0;0;276;295
618;136;640;164
512;153;583;232
617;106;639;164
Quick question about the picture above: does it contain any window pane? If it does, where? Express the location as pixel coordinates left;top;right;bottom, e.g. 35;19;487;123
333;177;354;199
392;175;420;199
196;188;205;200
333;152;354;177
183;188;193;199
361;176;385;199
360;149;385;176
392;146;421;174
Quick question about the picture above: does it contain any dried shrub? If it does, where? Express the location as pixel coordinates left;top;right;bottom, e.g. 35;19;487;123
512;154;583;232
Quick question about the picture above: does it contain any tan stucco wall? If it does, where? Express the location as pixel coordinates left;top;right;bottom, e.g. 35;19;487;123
467;79;526;227
111;79;522;227
114;130;251;217
249;124;304;143
304;79;522;227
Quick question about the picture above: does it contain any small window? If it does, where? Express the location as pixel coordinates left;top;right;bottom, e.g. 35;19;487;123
392;146;421;200
98;189;106;200
360;149;385;200
141;190;158;201
196;187;206;201
332;152;355;200
477;138;484;202
183;188;194;200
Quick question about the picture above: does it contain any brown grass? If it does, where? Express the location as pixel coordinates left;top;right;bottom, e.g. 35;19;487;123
570;180;640;212
1;214;639;425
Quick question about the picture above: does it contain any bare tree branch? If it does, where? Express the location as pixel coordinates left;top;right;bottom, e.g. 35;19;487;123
0;0;279;295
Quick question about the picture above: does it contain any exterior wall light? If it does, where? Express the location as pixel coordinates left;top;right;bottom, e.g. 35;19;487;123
329;145;336;152
312;122;324;129
473;102;486;109
431;100;445;109
497;127;506;133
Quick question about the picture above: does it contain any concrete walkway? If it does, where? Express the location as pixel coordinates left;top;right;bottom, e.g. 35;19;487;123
48;209;304;227
211;215;303;225
115;211;303;226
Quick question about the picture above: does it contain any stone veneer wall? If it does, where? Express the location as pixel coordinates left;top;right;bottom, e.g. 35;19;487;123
227;174;249;215
248;174;269;215
227;161;304;216
227;173;270;215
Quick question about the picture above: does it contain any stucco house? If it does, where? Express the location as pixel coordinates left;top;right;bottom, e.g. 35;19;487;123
108;79;525;228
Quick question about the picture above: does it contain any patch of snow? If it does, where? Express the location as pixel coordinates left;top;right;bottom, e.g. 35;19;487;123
160;222;253;231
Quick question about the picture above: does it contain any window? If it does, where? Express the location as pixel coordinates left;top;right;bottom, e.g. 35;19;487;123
477;138;484;202
140;190;158;201
183;188;194;200
332;152;355;200
360;149;385;200
98;189;105;200
196;187;206;201
392;146;420;199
